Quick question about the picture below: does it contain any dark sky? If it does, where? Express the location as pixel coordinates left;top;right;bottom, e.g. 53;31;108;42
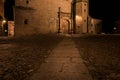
89;0;120;20
4;0;120;21
89;0;120;33
4;0;15;20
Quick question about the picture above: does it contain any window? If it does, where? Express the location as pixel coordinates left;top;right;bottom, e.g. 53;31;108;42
84;9;86;12
24;19;28;24
26;0;29;4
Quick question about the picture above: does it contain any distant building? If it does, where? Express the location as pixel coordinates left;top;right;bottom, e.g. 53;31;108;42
0;0;7;36
89;17;102;34
0;0;15;36
72;0;102;34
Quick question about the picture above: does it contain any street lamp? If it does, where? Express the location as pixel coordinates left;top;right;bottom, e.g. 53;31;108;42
2;20;6;24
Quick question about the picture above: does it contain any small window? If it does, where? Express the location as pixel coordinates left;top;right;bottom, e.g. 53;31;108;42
24;19;28;24
26;0;29;4
84;9;86;12
91;24;93;26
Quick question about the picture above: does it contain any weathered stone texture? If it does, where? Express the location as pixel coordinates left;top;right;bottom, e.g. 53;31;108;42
15;0;72;36
76;1;88;33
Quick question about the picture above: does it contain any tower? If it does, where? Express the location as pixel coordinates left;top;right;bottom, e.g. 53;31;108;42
72;0;89;34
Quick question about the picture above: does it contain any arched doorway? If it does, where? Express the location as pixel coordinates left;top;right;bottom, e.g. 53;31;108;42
61;19;71;34
57;8;72;34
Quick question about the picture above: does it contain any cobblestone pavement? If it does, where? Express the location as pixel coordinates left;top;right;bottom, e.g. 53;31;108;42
30;37;93;80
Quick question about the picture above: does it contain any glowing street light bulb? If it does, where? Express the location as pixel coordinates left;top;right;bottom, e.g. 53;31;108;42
2;20;6;24
3;20;6;23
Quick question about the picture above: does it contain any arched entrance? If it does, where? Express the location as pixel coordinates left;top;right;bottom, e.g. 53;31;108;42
61;18;71;34
57;7;72;34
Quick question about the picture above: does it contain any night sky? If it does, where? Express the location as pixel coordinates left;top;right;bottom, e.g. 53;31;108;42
4;0;15;20
89;0;120;20
89;0;120;33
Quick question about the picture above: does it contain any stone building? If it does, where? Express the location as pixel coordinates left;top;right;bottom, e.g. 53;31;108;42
14;0;72;36
0;0;103;36
89;17;102;34
0;0;6;36
73;0;102;34
73;0;88;34
13;0;102;36
0;0;15;36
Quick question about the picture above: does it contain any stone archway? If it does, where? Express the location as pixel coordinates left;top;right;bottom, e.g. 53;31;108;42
57;9;72;34
61;18;71;34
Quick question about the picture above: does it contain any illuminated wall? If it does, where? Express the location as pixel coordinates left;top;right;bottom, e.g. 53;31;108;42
15;0;72;36
75;1;88;33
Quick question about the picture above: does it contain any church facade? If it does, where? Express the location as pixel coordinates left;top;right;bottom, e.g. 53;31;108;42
15;0;72;36
14;0;101;36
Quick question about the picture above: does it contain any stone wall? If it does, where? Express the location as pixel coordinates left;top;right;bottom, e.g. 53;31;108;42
76;1;88;33
15;0;72;36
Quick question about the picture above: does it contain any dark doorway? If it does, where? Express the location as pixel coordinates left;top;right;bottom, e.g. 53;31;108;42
61;19;71;34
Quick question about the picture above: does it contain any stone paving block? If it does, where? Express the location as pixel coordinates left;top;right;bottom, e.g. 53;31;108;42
31;72;92;80
71;57;83;63
58;72;93;80
30;38;93;80
62;63;89;73
37;62;63;72
45;57;70;63
49;51;81;58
